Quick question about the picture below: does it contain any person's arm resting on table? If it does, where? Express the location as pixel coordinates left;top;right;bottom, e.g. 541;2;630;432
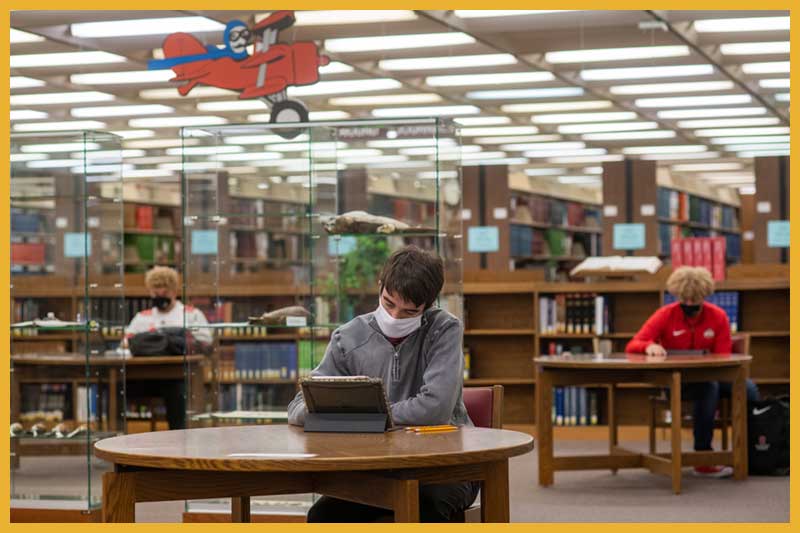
626;306;668;355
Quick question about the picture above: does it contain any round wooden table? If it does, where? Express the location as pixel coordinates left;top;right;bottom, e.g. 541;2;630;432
534;353;752;494
95;425;534;522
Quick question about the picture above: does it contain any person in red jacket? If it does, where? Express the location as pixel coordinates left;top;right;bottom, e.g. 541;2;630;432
627;266;758;478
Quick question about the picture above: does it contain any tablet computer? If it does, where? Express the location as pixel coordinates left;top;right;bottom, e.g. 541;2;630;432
666;349;707;356
300;376;394;432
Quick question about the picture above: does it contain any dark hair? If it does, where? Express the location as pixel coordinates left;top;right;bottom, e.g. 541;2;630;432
378;245;444;308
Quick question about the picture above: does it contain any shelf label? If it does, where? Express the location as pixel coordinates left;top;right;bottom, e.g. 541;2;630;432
461;208;472;221
743;230;755;241
767;220;790;248
55;217;68;229
286;316;308;327
87;217;100;228
191;229;218;255
640;204;655;217
603;205;618;217
757;201;772;214
467;226;500;253
493;207;508;220
64;232;91;258
612;223;646;250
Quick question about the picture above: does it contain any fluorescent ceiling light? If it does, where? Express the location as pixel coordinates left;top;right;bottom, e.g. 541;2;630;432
159;162;219;171
260;10;417;25
11;91;116;106
474;134;562;144
26;159;82;169
308;111;351;121
71;70;174;85
13;120;106;132
20;142;100;153
329;94;442;106
125;138;200;149
759;79;789;89
111;129;155;139
71;104;174;118
372;105;479;118
319;62;353;75
461;157;529;166
699;172;753;180
460;126;539;137
11;51;126;68
165;146;244;156
524;148;607;159
581;64;714;81
289;79;400;96
559;122;658;134
214;152;282;162
742;61;790;74
11;28;45;43
140;87;236;99
10;76;45;89
379;54;516;71
10;110;48;121
264;142;346;152
417;170;459;180
325;32;474;53
694;16;789;33
635;94;751;108
224;134;309;145
455;10;572;18
10;153;47;162
502;100;612;113
197;100;267;112
443;151;506;161
677;117;779;129
525;168;563;176
123;169;174;179
128;116;228;128
127;156;180;164
366;138;455;148
533;111;635;124
79;149;145;159
426;71;553;87
548;155;624;164
640;152;720;161
582;130;676;141
467;87;584;100
775;93;789;102
622;145;707;155
720;41;789;55
332;148;384;157
700;176;754;184
724;143;790;152
672;163;743;172
454;116;511;126
501;141;585;151
738;150;790;157
547;45;689;64
341;154;410;164
400;145;481;156
695;127;789;137
584;166;604;174
610;80;734;95
657;107;766;119
557;176;601;185
71;17;223;38
711;135;790;145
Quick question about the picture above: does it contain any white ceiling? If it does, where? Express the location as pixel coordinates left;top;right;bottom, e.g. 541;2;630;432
10;10;791;192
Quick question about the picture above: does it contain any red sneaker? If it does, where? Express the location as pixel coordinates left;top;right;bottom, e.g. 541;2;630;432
693;465;733;478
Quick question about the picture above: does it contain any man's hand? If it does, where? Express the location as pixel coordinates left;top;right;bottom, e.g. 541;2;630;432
645;343;667;357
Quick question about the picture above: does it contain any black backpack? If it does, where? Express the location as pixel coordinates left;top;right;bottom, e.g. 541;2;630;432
748;396;789;476
129;327;187;356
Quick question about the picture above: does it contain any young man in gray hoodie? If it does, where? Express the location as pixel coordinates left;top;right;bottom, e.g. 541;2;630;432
288;245;477;522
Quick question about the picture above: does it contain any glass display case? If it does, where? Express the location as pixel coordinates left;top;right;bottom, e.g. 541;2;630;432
10;131;126;518
179;118;462;520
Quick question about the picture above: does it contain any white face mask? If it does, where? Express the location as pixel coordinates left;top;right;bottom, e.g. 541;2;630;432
374;298;422;338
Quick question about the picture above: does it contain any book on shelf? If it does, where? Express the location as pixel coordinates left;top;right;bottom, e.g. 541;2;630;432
552;387;598;427
539;294;611;335
228;342;299;381
669;236;728;280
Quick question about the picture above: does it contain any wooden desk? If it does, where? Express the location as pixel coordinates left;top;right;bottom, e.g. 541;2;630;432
535;353;751;494
11;354;206;433
94;425;534;523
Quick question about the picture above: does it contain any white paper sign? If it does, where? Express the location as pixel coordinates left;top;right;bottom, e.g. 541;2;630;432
461;208;472;221
743;231;755;241
640;204;656;217
757;201;772;214
603;205;618;217
55;217;68;229
493;207;508;220
286;316;307;327
87;217;100;228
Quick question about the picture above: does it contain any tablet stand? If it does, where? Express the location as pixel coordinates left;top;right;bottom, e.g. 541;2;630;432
304;413;388;433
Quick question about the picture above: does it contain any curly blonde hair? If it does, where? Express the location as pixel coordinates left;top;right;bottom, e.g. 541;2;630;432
666;266;714;302
145;266;179;293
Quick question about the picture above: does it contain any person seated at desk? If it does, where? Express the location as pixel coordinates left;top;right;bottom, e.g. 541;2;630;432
123;266;212;429
626;266;758;478
288;245;478;522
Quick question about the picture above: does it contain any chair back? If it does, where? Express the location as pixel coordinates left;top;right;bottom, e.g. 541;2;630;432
463;385;504;428
731;332;751;355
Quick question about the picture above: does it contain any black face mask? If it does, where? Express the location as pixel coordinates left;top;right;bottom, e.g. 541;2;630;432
153;296;172;311
680;303;701;317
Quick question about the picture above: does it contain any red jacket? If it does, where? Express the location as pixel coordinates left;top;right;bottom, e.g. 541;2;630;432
626;302;732;354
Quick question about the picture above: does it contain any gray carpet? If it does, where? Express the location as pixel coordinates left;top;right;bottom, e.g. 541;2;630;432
11;438;789;522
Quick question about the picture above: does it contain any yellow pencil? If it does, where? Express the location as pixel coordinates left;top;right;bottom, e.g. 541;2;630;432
412;427;459;434
404;424;457;432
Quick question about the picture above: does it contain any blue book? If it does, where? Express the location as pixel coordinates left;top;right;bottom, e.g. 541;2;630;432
579;388;588;426
555;387;564;426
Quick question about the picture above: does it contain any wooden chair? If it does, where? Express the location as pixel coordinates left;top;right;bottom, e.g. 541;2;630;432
647;333;750;453
461;385;504;523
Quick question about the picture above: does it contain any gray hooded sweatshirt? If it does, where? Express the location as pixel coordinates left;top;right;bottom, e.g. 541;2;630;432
288;307;472;427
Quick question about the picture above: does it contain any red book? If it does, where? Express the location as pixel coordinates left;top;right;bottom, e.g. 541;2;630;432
671;238;683;269
711;236;727;281
682;238;694;267
692;238;703;270
135;206;154;230
11;242;46;264
701;237;713;276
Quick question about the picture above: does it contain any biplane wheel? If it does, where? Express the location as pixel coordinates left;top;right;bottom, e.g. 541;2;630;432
270;100;308;139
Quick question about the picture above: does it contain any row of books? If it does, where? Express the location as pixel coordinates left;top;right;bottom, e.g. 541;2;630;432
75;384;104;423
552;387;599;426
226;342;300;380
231;231;306;261
371;195;437;227
123;205;177;233
656;188;738;230
20;383;69;414
124;234;178;265
218;382;296;412
664;291;740;333
11;210;46;234
670;237;727;280
511;194;602;229
539;294;612;335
